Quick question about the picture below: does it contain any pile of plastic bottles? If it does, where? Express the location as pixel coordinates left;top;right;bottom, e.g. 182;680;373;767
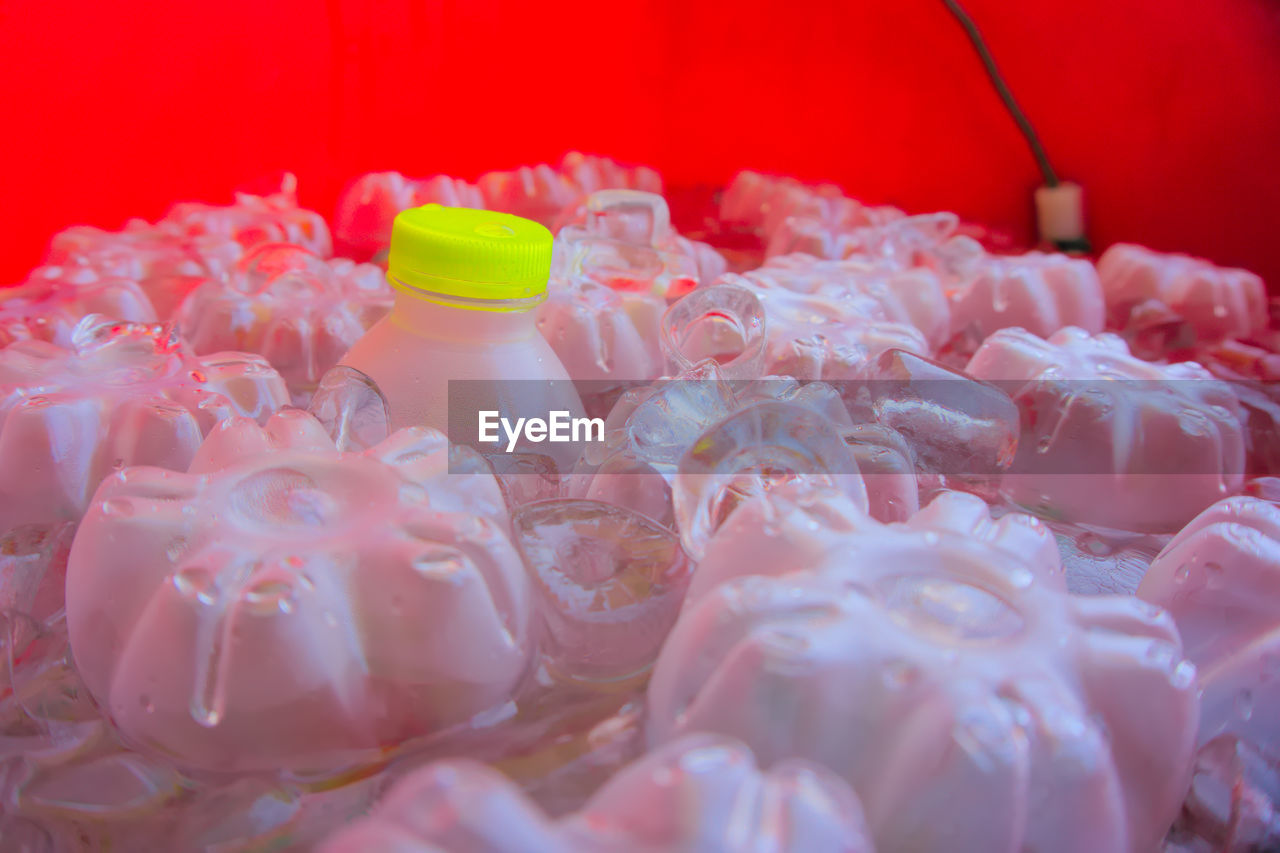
1;154;1277;852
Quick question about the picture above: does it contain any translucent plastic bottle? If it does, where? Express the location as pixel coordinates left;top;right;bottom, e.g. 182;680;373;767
339;205;585;472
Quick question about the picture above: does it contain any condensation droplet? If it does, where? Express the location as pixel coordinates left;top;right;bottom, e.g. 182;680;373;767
173;566;217;606
101;498;135;517
1170;660;1196;690
165;537;188;562
1078;533;1113;557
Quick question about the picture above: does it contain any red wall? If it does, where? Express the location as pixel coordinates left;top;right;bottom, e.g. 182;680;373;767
2;0;1278;287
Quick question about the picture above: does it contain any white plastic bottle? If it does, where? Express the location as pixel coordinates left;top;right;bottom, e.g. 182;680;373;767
339;204;585;472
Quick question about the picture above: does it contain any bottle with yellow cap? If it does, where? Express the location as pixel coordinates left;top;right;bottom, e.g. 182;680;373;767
339;205;585;471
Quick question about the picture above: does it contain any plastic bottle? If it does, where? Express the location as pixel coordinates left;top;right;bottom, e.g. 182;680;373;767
339;205;585;472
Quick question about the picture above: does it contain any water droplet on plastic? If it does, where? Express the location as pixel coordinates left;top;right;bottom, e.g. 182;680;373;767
165;537;188;562
1078;533;1113;557
101;498;135;517
243;579;296;616
412;547;467;579
1008;567;1034;589
1170;660;1196;690
173;566;217;606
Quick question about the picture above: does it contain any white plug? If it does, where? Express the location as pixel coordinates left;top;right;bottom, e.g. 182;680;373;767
1035;181;1086;248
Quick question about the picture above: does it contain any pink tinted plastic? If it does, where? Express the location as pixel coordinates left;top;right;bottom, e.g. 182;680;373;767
479;152;662;228
967;326;1245;532
1;265;157;349
45;186;331;318
1138;497;1280;749
745;254;952;351
0;316;288;531
333;171;485;261
1099;243;1268;345
65;411;527;774
943;247;1105;353
176;243;392;404
318;734;875;853
650;490;1199;852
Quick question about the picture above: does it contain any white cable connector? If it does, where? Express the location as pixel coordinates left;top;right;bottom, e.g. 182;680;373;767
1035;182;1086;248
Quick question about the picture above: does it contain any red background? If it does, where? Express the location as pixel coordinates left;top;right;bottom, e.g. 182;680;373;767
2;0;1278;286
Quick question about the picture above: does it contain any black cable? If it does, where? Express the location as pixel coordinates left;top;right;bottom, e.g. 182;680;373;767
940;0;1060;188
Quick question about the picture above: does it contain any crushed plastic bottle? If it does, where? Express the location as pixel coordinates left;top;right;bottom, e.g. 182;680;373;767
659;282;768;379
554;188;726;293
1139;497;1280;749
162;183;332;258
0;315;288;531
853;347;1020;498
1;266;156;349
968;326;1246;531
720;170;904;254
65;411;526;774
45;184;331;319
672;399;867;560
650;490;1198;853
537;190;727;410
712;260;946;382
745;253;953;350
318;734;875;852
334;171;485;261
1099;243;1268;346
479;152;662;228
176;243;391;405
941;246;1106;360
512;498;692;683
1170;734;1280;851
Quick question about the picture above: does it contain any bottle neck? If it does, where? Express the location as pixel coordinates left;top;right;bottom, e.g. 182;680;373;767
389;289;540;343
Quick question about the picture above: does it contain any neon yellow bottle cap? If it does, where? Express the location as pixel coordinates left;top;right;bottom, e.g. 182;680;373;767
386;205;554;306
